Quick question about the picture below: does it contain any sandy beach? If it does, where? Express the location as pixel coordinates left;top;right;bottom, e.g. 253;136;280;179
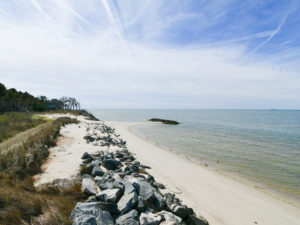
35;115;300;225
34;114;120;186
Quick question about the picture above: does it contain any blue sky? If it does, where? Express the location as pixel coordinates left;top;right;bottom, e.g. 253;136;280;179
0;0;300;109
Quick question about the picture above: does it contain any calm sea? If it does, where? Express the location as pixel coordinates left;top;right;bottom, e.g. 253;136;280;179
90;109;300;199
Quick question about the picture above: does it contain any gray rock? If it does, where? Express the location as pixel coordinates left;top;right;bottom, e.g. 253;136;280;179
94;208;115;225
138;180;166;211
103;159;122;170
81;152;92;159
153;182;165;189
97;175;124;190
91;159;102;167
124;165;139;174
97;188;122;203
139;211;162;225
153;191;166;211
70;202;98;220
71;202;118;220
146;175;155;183
157;210;181;224
164;193;174;208
97;202;119;216
136;197;146;213
169;204;189;219
94;176;103;183
98;180;115;190
164;193;180;208
185;215;209;225
73;214;97;225
115;152;124;159
124;181;137;194
117;190;138;215
83;158;93;164
91;166;105;177
116;209;139;225
81;175;97;195
138;180;154;200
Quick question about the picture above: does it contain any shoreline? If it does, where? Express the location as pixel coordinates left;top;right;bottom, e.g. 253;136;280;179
128;122;300;209
106;120;300;225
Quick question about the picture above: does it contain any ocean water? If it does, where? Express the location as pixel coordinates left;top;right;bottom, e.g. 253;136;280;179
90;109;300;198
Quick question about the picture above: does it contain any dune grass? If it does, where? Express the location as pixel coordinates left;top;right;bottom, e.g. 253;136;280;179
0;116;84;225
0;174;85;225
0;117;78;178
0;112;46;142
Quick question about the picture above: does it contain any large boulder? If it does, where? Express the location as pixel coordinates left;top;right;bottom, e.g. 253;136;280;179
71;201;119;219
157;210;182;224
97;188;122;203
91;166;105;177
185;215;209;225
138;180;154;200
96;174;124;190
124;181;137;194
96;202;119;216
138;180;166;211
94;208;115;225
81;152;92;159
81;175;97;196
117;183;138;215
164;193;180;209
139;211;162;225
169;204;192;219
116;209;139;225
71;202;115;225
136;197;146;213
70;202;98;220
91;160;102;167
73;214;97;225
153;192;166;211
103;159;122;170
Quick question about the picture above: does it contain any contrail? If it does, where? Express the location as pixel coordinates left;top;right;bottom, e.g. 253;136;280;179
29;0;45;14
243;15;288;59
54;0;101;32
112;0;126;34
101;0;134;56
101;0;124;41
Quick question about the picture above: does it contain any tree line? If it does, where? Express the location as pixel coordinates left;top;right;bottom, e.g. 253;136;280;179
0;83;80;113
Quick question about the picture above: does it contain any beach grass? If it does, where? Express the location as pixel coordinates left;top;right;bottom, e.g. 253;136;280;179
0;112;46;142
0;116;83;224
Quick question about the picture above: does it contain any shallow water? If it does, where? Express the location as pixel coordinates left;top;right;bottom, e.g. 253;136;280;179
91;109;300;198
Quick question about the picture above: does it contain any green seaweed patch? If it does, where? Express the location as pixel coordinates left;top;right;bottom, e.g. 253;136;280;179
149;118;180;125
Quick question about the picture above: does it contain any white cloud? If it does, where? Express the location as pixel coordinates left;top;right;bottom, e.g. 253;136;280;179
0;0;299;109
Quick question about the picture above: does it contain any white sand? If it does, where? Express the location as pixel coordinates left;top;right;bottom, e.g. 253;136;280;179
34;114;118;186
106;121;300;225
34;114;300;225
